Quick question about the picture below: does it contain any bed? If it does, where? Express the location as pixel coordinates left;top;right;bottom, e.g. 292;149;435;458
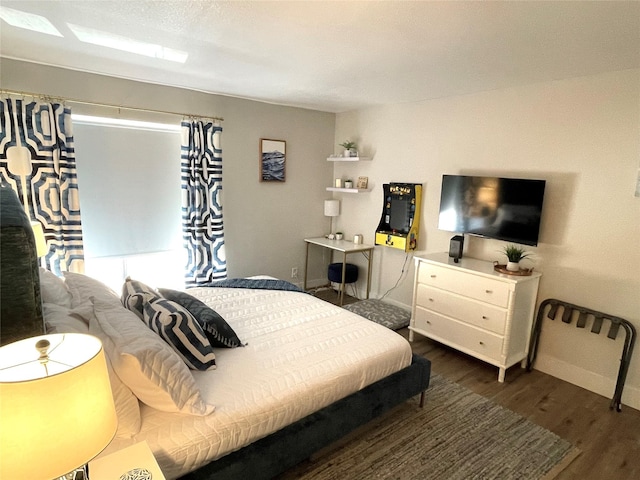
0;187;431;480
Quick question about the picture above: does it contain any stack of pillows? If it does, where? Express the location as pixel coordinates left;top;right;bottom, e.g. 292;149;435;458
39;269;244;439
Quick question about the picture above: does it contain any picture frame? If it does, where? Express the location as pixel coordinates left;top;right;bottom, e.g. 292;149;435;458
260;139;286;182
357;176;369;189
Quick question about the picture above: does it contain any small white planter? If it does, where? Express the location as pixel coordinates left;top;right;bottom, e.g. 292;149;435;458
506;261;520;272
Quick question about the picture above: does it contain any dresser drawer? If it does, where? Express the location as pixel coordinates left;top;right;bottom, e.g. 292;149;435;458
417;262;511;307
415;284;507;335
413;307;504;362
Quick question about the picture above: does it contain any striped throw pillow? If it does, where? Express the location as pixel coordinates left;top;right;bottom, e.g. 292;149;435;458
142;298;216;371
122;277;162;320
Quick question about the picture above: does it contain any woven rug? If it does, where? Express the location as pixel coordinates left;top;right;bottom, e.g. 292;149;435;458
279;374;580;480
343;299;411;330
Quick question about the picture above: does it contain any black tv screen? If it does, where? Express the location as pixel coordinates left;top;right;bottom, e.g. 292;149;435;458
438;175;546;246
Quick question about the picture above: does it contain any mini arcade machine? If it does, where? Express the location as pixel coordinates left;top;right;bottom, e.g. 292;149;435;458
375;183;422;252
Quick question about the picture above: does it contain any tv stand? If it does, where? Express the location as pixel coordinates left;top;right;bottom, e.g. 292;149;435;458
409;252;541;382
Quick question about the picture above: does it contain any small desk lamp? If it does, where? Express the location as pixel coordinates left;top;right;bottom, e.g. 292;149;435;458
0;333;117;479
324;199;340;236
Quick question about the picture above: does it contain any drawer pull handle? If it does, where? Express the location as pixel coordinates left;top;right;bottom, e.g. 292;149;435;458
482;315;488;320
428;298;434;302
430;274;437;278
485;290;493;294
479;341;484;345
426;320;431;325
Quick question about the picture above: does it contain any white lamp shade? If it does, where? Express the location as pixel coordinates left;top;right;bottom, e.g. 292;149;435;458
30;221;48;258
324;199;340;217
0;333;117;479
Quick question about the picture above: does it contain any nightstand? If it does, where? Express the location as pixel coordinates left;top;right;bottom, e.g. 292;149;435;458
89;441;165;480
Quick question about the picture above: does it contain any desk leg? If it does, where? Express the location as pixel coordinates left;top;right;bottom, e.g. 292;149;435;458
340;253;347;306
366;248;373;299
303;242;310;291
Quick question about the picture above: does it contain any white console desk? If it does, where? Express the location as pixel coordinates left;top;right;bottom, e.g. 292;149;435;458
304;237;374;306
410;252;541;382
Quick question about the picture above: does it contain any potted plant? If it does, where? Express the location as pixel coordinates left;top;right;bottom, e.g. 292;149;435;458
502;244;531;272
335;231;343;240
339;140;357;158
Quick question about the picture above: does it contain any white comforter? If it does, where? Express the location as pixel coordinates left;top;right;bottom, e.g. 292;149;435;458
103;287;412;479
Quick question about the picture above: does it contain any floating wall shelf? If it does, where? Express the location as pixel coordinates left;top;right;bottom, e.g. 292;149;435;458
326;156;372;162
326;187;371;193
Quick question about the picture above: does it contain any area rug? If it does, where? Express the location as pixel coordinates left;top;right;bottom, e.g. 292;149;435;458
343;299;411;330
279;374;580;480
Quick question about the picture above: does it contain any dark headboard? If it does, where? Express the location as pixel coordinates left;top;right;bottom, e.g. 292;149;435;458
0;187;45;345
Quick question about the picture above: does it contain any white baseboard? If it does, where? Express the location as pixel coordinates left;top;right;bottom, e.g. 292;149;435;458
533;353;640;411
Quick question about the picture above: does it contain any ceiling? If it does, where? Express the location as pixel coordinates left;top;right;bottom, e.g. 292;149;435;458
1;1;639;113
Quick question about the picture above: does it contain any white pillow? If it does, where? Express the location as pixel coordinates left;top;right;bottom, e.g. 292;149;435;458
39;268;72;308
63;271;122;309
90;296;215;416
43;301;142;438
102;351;142;438
43;303;89;334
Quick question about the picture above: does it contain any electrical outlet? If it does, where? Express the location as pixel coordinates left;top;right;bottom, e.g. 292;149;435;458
291;267;298;279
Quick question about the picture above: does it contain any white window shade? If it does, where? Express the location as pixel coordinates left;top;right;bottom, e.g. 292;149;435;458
73;122;182;258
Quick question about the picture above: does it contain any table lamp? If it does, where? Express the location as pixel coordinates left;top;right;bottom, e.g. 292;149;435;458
0;333;117;479
324;199;340;236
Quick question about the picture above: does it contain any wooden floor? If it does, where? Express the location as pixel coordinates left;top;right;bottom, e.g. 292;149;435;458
317;292;640;479
310;287;361;306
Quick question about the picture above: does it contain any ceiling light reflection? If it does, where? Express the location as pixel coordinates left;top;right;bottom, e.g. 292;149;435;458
0;6;62;37
67;23;188;63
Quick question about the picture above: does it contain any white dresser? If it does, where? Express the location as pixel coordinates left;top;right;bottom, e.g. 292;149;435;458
410;252;541;382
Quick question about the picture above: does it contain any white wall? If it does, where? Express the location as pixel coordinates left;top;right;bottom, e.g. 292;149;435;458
333;69;640;409
4;59;639;409
0;59;336;285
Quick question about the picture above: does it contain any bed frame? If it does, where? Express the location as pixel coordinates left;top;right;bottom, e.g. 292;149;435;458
0;186;431;480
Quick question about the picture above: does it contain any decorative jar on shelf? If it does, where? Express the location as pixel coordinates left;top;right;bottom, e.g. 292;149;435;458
344;180;353;189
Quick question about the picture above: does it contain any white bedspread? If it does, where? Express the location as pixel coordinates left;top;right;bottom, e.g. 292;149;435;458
103;287;412;479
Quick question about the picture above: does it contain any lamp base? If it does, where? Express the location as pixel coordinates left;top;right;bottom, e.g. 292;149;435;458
58;465;88;480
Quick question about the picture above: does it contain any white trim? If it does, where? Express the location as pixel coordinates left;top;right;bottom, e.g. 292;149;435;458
72;114;181;133
534;353;640;411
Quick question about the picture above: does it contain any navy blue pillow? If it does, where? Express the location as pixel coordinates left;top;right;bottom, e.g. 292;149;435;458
158;288;244;348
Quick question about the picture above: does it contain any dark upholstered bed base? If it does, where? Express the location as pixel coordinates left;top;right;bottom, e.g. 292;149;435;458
181;353;431;480
0;187;44;346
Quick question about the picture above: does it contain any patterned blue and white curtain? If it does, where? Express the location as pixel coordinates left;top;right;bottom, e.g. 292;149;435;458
0;98;84;274
181;120;226;287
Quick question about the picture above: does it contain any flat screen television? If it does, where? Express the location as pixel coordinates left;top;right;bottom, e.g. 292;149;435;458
438;175;546;246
